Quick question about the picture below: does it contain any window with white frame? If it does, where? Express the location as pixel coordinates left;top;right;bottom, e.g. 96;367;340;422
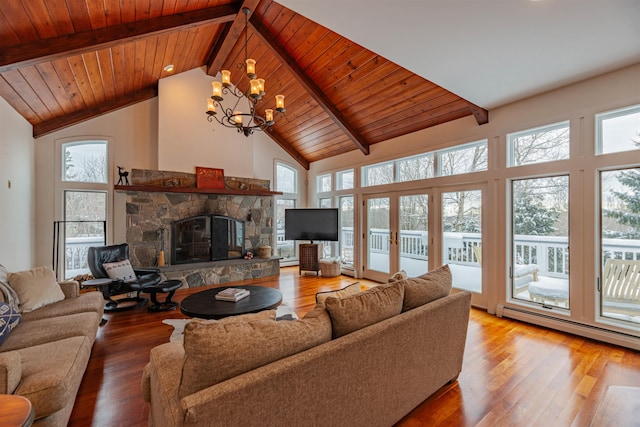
398;153;434;182
507;122;570;167
317;173;332;193
439;140;488;176
59;140;109;279
596;105;640;155
336;169;354;190
275;162;299;261
362;161;394;187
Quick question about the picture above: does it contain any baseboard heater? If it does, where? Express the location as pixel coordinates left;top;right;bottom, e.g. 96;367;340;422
496;304;640;351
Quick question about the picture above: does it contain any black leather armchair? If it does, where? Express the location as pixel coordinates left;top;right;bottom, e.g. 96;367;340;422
87;243;161;311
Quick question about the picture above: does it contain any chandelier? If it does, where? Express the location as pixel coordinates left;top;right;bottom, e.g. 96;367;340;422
206;7;285;137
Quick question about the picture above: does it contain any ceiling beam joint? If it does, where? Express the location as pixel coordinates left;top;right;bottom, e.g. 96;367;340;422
249;15;370;156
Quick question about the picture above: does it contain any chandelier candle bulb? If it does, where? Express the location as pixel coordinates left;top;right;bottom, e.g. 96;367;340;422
234;111;242;125
250;79;260;98
258;78;265;95
245;58;256;78
211;81;223;101
207;98;216;114
221;70;231;87
275;94;286;112
265;109;274;124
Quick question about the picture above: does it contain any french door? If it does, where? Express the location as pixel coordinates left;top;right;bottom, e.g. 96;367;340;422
363;192;430;282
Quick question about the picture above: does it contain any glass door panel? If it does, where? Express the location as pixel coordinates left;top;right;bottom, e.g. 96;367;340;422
276;199;296;260
365;197;392;280
399;194;429;277
442;190;482;293
600;168;640;325
339;196;355;269
511;176;570;309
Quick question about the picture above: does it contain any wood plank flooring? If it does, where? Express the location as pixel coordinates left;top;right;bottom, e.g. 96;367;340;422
68;267;640;427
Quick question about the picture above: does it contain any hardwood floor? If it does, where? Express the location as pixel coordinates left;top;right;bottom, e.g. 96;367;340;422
68;267;640;427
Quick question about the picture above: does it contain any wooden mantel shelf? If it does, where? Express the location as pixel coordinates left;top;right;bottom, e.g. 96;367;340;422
114;185;282;196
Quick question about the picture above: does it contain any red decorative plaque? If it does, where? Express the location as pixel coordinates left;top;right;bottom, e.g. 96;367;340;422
196;167;225;189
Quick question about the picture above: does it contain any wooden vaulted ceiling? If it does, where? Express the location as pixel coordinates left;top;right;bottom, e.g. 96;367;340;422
0;0;488;169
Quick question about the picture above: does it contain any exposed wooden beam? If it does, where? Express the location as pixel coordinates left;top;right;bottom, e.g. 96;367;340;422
0;5;237;73
264;128;310;170
33;86;158;138
468;103;489;125
249;15;371;156
206;0;262;77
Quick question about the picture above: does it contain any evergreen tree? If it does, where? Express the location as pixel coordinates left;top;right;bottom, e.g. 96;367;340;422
513;189;559;236
605;168;640;239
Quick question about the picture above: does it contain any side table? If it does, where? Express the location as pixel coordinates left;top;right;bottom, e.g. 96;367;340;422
81;278;113;324
0;394;35;427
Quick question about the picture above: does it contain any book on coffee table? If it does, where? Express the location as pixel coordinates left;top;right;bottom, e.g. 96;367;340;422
215;288;250;302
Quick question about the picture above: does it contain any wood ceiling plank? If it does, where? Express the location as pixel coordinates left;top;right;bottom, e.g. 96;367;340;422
184;27;205;70
161;0;179;16
0;10;21;47
96;48;116;99
33;86;158;138
65;0;93;32
151;34;171;81
87;0;108;29
1;69;53;122
159;31;180;76
123;42;136;94
142;38;159;89
0;2;39;43
120;0;136;23
21;0;58;39
110;45;127;98
0;74;39;123
135;0;151;21
261;127;310;170
205;0;261;76
250;15;370;156
42;1;75;35
67;54;96;106
35;62;75;114
132;39;148;92
19;66;65;117
104;0;123;26
51;58;86;111
0;5;236;73
82;51;107;104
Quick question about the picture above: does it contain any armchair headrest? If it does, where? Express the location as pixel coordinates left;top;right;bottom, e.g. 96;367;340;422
87;243;130;278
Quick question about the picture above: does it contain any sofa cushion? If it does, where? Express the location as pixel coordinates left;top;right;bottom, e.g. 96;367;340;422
0;264;20;312
8;266;65;313
324;282;405;338
103;259;136;282
0;311;101;352
315;282;361;305
16;336;92;420
179;305;332;397
0;302;21;346
401;264;453;312
20;291;104;322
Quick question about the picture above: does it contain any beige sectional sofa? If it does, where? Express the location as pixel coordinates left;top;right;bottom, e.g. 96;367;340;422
143;265;472;427
0;265;104;427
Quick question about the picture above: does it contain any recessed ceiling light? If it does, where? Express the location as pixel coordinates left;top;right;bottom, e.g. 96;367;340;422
163;64;175;72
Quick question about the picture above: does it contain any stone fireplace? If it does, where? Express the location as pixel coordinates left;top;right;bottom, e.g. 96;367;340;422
121;186;279;287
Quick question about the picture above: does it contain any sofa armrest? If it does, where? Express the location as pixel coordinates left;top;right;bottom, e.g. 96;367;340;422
0;351;22;394
59;280;80;299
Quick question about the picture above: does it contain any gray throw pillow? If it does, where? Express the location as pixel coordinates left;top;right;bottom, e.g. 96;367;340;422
401;264;452;312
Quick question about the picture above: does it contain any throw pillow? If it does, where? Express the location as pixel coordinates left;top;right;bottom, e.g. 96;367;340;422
0;264;20;312
324;282;404;338
179;306;331;397
7;266;65;313
103;259;137;282
388;269;408;283
0;302;21;345
401;264;452;312
315;282;361;305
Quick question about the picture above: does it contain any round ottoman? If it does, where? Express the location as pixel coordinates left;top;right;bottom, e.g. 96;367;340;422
319;257;341;277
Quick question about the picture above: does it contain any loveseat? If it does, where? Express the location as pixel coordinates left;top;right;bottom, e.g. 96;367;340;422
142;265;472;427
0;264;104;427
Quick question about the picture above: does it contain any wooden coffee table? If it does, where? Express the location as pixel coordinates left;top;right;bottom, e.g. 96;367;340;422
180;285;282;319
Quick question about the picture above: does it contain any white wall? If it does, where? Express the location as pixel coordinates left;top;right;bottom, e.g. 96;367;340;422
0;97;35;271
34;99;159;267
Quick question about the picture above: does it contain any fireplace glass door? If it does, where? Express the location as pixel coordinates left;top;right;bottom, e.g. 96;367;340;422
173;216;211;264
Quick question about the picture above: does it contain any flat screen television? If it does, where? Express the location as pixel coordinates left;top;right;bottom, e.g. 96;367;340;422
284;208;339;243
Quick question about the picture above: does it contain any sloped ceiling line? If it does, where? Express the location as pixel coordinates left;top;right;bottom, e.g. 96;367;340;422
0;5;237;73
249;14;371;157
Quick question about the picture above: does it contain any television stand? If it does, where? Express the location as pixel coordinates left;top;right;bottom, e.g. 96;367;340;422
299;243;321;275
